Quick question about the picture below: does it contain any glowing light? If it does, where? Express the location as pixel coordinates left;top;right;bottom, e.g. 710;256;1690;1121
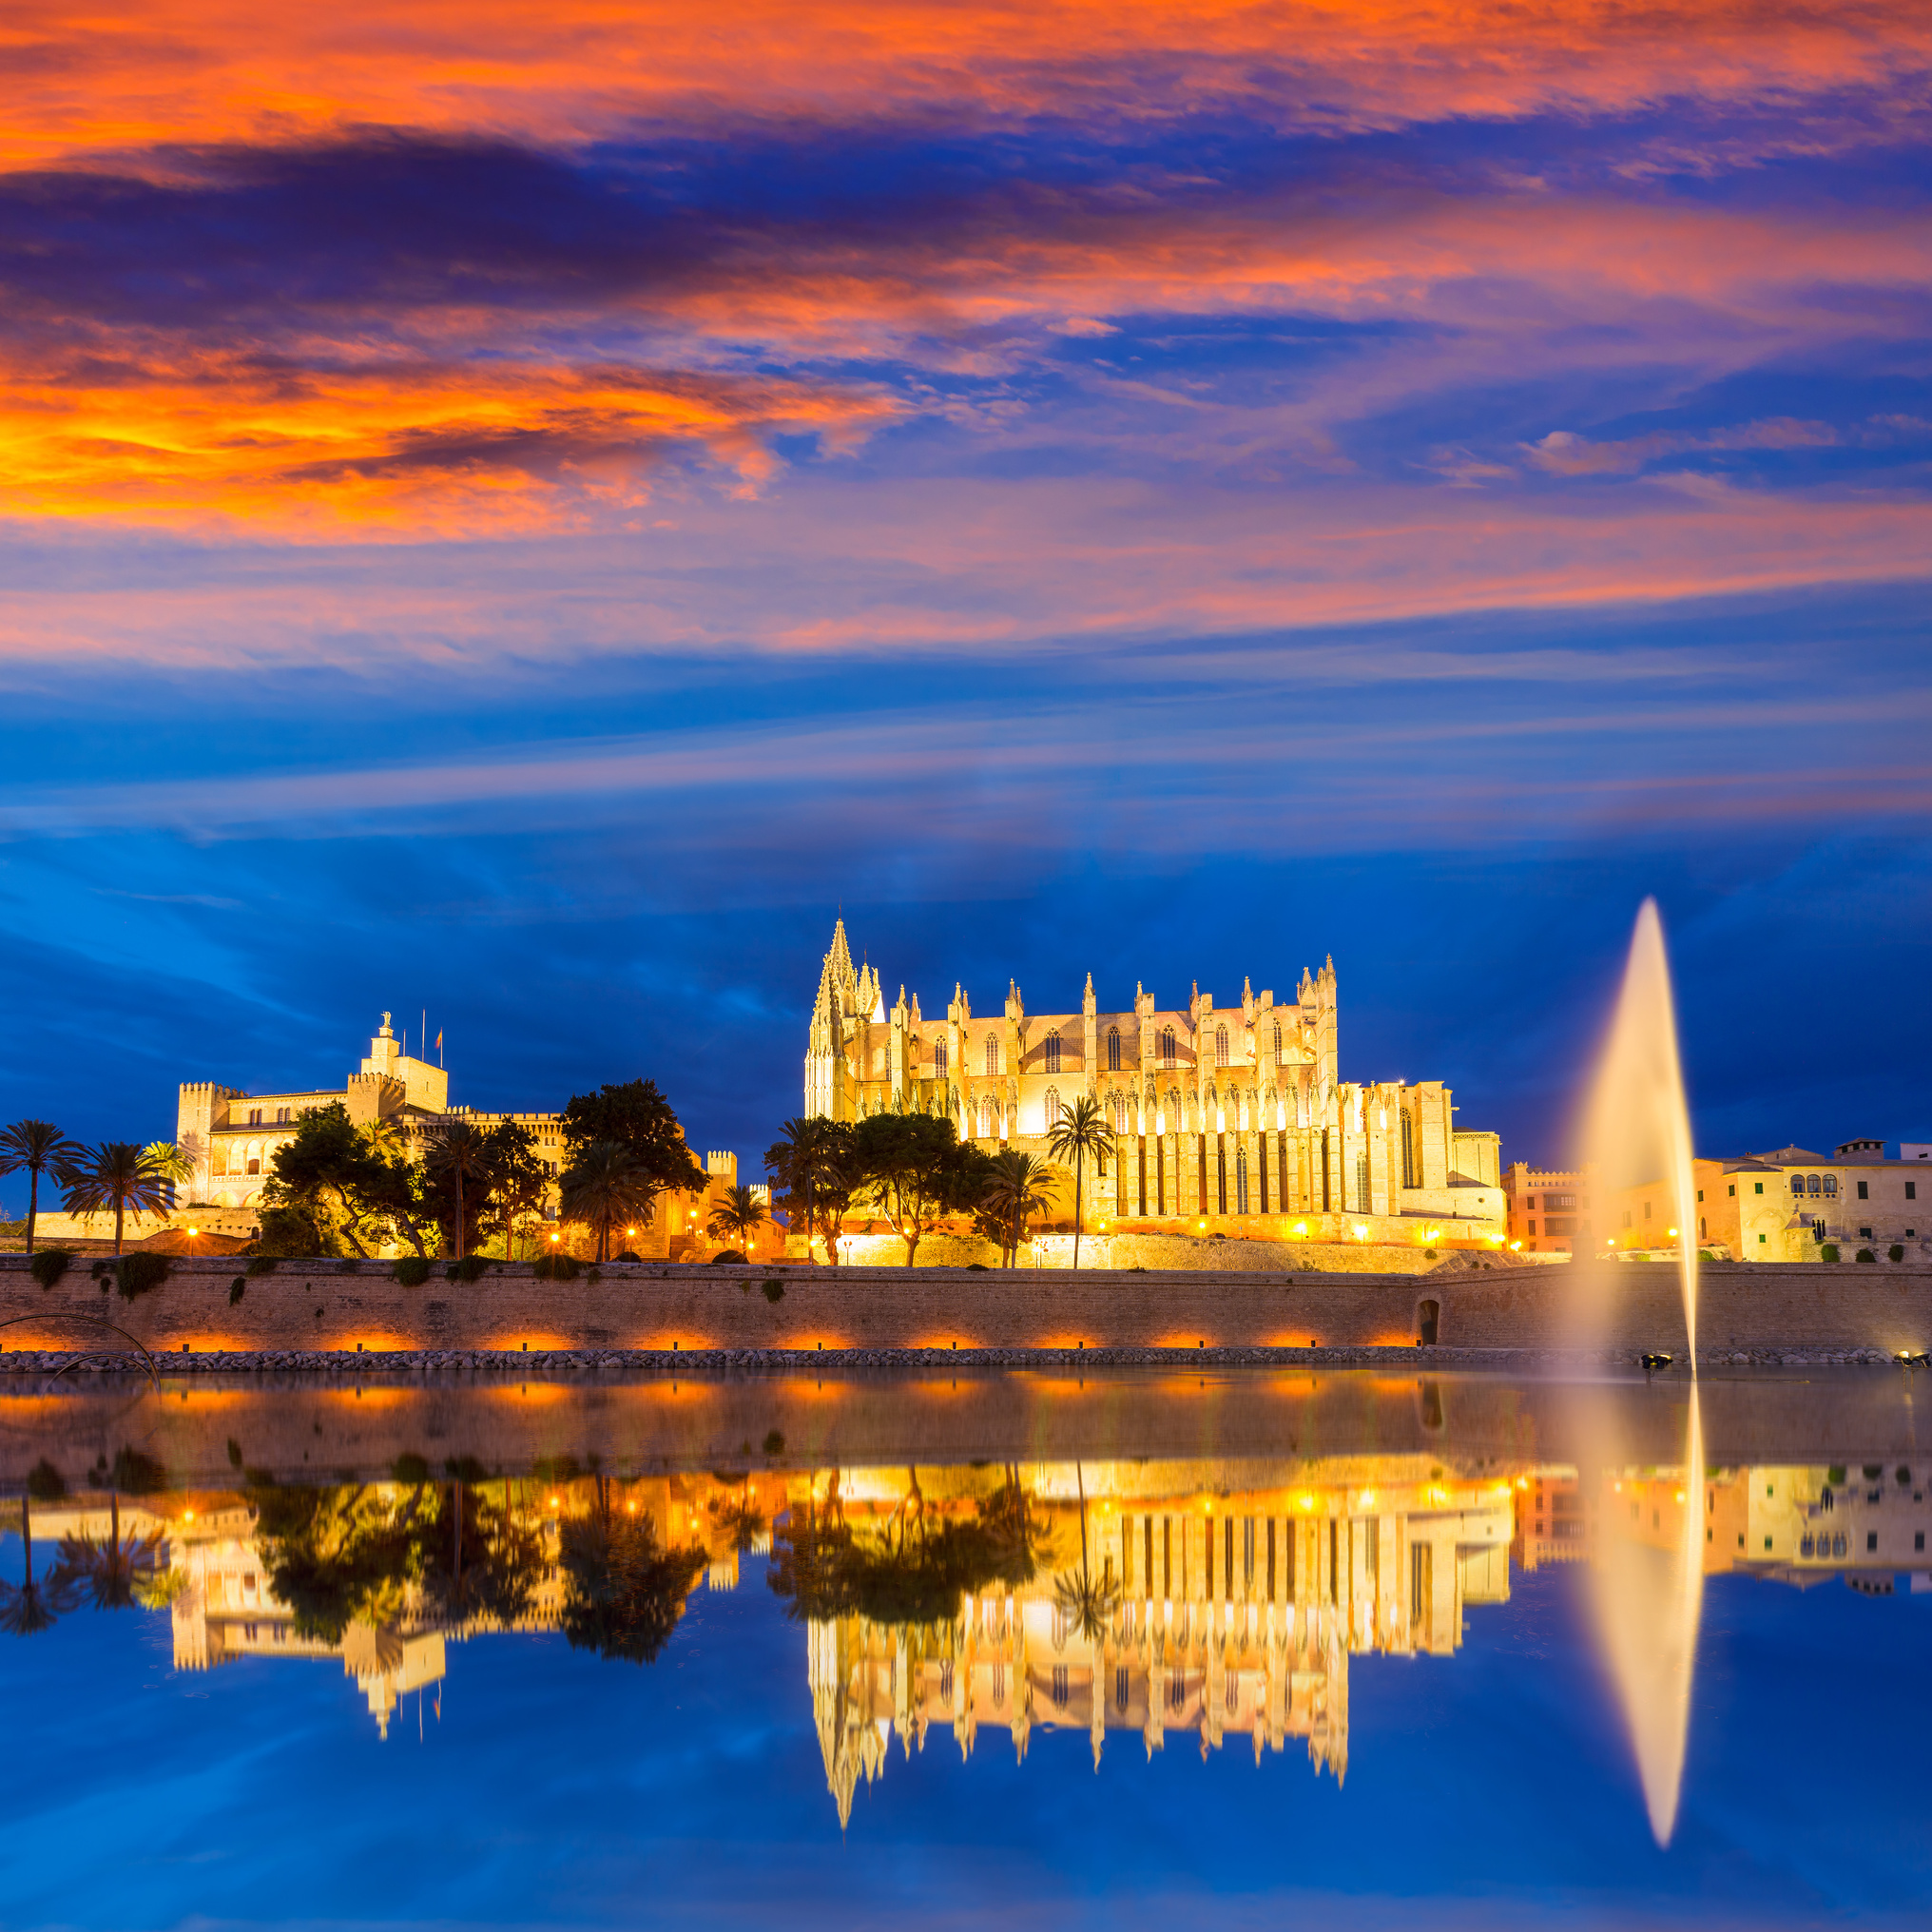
1352;1223;1368;1240
184;1508;196;1521
1358;1490;1376;1509
1292;1222;1307;1237
549;1496;560;1508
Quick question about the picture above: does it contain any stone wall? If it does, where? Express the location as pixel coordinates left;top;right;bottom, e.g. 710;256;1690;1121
2;1254;1928;1359
833;1230;1560;1273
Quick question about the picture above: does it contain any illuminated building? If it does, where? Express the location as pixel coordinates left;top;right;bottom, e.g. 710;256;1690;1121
804;920;1505;1246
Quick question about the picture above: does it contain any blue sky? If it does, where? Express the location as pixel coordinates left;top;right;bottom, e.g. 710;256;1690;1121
2;0;1929;1184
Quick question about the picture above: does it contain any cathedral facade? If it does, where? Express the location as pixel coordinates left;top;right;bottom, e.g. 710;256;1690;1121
803;920;1503;1240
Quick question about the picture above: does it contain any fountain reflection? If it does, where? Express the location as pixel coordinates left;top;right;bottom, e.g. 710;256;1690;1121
1576;898;1705;1845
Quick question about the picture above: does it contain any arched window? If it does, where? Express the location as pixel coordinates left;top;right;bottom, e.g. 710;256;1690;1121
1044;1086;1061;1131
1807;1173;1822;1195
1236;1146;1249;1213
935;1041;947;1077
985;1035;998;1076
1160;1027;1176;1067
1273;1021;1283;1062
1044;1034;1062;1074
1823;1174;1838;1197
1401;1111;1416;1190
1791;1174;1805;1194
1108;1025;1121;1072
1215;1025;1229;1066
979;1095;995;1138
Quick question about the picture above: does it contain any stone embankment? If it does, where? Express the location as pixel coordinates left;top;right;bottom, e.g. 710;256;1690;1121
1;1253;1927;1368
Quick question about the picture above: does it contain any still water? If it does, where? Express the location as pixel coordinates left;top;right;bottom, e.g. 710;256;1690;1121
0;1365;1926;1929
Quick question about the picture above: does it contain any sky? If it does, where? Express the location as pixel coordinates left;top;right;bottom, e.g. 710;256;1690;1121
3;0;1930;1180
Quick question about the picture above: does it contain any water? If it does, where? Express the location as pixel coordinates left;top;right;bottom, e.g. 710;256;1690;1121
1;1365;1928;1929
1575;899;1706;1845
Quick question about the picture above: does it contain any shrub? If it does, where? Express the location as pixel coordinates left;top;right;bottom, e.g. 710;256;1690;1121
245;1255;280;1277
763;1430;786;1456
615;1250;643;1265
110;1445;168;1494
392;1453;432;1483
116;1252;171;1301
967;1263;989;1271
26;1458;66;1500
228;1277;246;1305
762;1278;785;1304
1856;1248;1877;1265
533;1252;581;1282
1889;1244;1905;1263
445;1254;488;1283
1827;1464;1846;1485
393;1255;433;1286
532;1454;581;1483
29;1248;72;1289
1820;1244;1840;1263
444;1456;488;1483
1423;1248;1438;1260
710;1249;746;1265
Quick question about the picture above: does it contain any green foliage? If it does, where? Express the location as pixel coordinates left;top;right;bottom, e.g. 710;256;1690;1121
561;1079;706;1196
851;1111;994;1265
246;1254;280;1276
26;1459;66;1501
392;1454;432;1483
531;1454;582;1484
560;1139;659;1264
29;1248;71;1289
765;1116;863;1262
558;1478;708;1665
967;1262;989;1270
762;1277;785;1303
445;1254;489;1283
1827;1465;1847;1485
615;1250;643;1265
114;1251;171;1301
1857;1247;1877;1263
763;1429;786;1455
1889;1244;1905;1262
110;1446;168;1494
767;1479;1038;1628
255;1201;338;1258
1044;1092;1113;1266
977;1148;1054;1265
0;1119;85;1256
392;1255;433;1286
265;1101;431;1260
585;1265;601;1284
228;1277;246;1304
59;1141;174;1252
533;1251;581;1281
710;1248;746;1265
1820;1244;1841;1263
706;1182;768;1248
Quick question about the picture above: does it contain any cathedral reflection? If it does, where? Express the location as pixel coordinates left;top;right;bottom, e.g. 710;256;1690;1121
8;1447;1923;1808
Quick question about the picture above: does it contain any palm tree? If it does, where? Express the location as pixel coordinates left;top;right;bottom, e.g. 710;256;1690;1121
1046;1094;1112;1268
0;1121;82;1256
765;1117;832;1262
979;1149;1053;1266
1051;1463;1122;1645
705;1183;768;1253
425;1120;490;1259
0;1497;81;1637
53;1491;165;1611
60;1142;172;1255
560;1141;656;1263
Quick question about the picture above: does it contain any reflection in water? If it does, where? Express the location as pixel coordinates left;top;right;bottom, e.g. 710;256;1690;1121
1579;899;1705;1845
4;1436;1928;1829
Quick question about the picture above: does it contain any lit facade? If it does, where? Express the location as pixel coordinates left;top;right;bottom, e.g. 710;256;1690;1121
804;920;1506;1245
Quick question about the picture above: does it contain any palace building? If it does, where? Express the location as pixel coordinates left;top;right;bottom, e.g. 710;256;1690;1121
803;919;1504;1242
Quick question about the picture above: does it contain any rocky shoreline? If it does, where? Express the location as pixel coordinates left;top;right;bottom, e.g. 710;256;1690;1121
0;1343;1905;1378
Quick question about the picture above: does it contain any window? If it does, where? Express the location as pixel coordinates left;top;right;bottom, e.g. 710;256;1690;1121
1696;1188;1704;1202
1728;1183;1735;1196
1273;1022;1283;1061
1043;1034;1062;1074
1236;1146;1248;1214
1108;1026;1121;1072
985;1036;998;1076
276;1106;290;1125
1044;1086;1060;1130
1825;1175;1838;1196
1753;1182;1764;1194
1160;1027;1176;1067
1857;1179;1869;1200
1908;1181;1918;1201
248;1108;261;1126
1867;1532;1879;1553
1791;1176;1805;1195
978;1096;994;1138
1806;1173;1821;1195
1527;1220;1536;1236
1115;1666;1130;1710
1401;1111;1416;1189
1215;1025;1228;1066
1644;1201;1652;1220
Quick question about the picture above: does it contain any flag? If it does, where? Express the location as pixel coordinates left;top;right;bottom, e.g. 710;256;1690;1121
435;1030;443;1052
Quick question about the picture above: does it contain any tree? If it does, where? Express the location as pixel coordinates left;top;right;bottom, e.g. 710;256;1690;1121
850;1113;992;1265
706;1183;768;1250
481;1121;547;1260
52;1491;165;1612
424;1120;491;1261
0;1497;81;1638
141;1141;195;1207
264;1102;393;1257
0;1121;82;1257
978;1149;1055;1266
1051;1463;1122;1643
812;1124;864;1261
60;1142;172;1255
559;1477;707;1664
1046;1093;1112;1267
560;1141;656;1263
764;1116;846;1263
561;1079;706;1199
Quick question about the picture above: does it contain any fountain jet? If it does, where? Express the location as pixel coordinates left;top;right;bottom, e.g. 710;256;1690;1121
1576;898;1704;1846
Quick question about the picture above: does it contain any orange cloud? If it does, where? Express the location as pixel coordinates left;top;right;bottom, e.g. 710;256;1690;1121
0;350;898;532
5;0;1928;167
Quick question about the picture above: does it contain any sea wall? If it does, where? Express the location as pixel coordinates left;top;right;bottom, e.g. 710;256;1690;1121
2;1254;1928;1359
837;1231;1554;1274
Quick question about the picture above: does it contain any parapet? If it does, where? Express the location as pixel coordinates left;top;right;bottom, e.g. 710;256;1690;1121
705;1150;738;1186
